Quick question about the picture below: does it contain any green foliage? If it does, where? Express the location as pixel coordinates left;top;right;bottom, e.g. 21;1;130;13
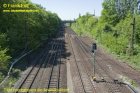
0;0;61;54
101;0;120;26
72;0;140;69
0;33;8;48
71;13;98;36
0;48;11;70
0;0;61;82
0;72;4;82
0;33;11;70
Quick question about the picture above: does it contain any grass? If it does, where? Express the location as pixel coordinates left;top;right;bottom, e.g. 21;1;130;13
119;54;140;70
87;34;140;71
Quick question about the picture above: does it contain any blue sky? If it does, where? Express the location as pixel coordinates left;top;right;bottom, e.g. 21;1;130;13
31;0;103;20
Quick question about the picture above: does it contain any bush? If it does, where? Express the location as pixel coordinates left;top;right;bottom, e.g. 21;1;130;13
0;48;11;70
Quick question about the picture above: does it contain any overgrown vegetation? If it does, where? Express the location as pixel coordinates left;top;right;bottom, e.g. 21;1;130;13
71;0;140;69
0;0;61;83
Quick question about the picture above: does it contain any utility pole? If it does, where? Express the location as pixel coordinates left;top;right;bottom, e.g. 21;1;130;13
94;10;95;16
129;0;140;55
79;13;81;18
129;0;138;56
115;0;138;56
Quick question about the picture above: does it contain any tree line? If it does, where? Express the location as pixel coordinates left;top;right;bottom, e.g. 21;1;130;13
0;0;61;81
71;0;140;69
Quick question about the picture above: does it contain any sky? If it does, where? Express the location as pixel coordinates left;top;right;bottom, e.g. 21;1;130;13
31;0;103;20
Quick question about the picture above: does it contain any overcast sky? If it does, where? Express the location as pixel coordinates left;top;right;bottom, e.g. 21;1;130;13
31;0;103;20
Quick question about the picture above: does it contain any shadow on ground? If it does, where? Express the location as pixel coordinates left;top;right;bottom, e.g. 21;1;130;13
13;29;71;80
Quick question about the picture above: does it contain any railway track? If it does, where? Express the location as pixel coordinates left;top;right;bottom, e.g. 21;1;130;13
12;26;136;93
47;34;64;93
66;29;96;93
66;27;135;93
14;38;58;93
13;30;67;93
78;37;135;93
66;34;86;93
77;36;134;93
